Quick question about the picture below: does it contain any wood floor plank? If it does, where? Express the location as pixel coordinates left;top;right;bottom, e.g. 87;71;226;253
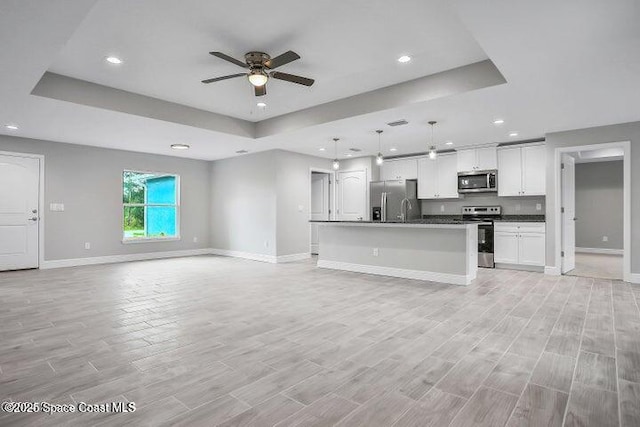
530;352;576;393
619;379;640;427
435;355;496;398
564;383;618;427
449;386;519;427
393;388;467;427
574;351;617;392
507;383;568;427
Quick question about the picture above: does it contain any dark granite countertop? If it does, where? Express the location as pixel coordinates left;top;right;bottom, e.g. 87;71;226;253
309;219;480;225
493;215;546;222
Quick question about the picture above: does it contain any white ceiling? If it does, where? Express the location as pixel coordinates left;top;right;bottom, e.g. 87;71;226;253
49;0;487;121
1;0;640;161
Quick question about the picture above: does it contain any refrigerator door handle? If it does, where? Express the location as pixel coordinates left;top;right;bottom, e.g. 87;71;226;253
381;192;387;222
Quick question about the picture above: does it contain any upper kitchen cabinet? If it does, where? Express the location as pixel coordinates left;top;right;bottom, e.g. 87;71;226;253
456;146;497;172
417;153;459;199
497;144;546;196
380;158;418;181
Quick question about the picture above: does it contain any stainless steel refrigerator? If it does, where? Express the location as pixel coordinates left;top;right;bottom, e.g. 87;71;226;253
370;180;421;222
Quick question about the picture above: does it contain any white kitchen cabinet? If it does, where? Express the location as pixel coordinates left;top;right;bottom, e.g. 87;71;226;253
417;153;459;199
457;147;497;172
522;145;546;195
380;158;417;181
494;232;519;264
519;232;546;266
498;144;546;196
494;222;546;267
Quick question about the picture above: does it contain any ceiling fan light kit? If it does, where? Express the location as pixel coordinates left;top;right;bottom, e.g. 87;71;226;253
375;129;384;166
202;50;315;97
332;138;340;170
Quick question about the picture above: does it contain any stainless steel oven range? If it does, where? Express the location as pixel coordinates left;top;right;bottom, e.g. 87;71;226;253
462;206;502;268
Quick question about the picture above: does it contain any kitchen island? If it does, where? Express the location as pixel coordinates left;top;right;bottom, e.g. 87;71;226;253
311;220;478;285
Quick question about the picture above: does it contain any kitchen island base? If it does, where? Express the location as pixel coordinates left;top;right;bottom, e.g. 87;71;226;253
316;222;478;286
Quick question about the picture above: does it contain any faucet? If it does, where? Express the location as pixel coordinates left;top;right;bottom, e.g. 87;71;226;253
400;198;412;222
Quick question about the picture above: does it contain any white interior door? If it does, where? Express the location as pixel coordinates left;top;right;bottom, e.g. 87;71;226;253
561;154;576;273
336;169;366;221
310;173;330;254
0;154;40;271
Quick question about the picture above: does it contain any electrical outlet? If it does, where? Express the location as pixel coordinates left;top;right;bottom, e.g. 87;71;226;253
84;242;91;250
536;203;542;211
193;237;198;243
603;236;608;242
440;205;445;212
298;205;304;212
372;248;379;256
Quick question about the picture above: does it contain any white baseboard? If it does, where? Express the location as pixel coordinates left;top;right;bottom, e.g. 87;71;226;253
629;273;640;284
277;253;311;263
576;247;624;255
210;248;277;263
210;249;311;264
317;260;472;286
41;248;212;269
545;265;561;276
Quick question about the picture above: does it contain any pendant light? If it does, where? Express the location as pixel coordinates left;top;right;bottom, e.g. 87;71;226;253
428;121;437;160
375;130;384;166
332;138;340;170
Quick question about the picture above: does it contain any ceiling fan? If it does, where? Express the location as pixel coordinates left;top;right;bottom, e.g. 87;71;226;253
201;50;315;96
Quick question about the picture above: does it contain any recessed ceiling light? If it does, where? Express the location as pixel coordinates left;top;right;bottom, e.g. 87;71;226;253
445;141;454;146
509;132;519;137
493;119;505;125
389;147;398;152
4;124;19;130
319;148;326;151
170;143;190;150
256;102;267;108
105;56;123;64
397;55;411;63
346;154;353;157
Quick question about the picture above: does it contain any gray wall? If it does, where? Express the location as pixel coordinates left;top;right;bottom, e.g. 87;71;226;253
275;150;331;256
545;121;640;274
0;135;211;261
575;161;623;250
210;150;278;256
210;149;331;257
421;194;545;216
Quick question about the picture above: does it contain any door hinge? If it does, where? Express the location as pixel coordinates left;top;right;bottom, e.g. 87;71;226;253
328;209;332;214
561;251;565;257
561;207;565;213
561;163;565;169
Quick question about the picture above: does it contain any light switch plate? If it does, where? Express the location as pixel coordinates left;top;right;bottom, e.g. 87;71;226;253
536;203;542;211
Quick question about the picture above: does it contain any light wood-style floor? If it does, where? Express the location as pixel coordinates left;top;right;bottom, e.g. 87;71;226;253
1;256;639;426
567;253;624;280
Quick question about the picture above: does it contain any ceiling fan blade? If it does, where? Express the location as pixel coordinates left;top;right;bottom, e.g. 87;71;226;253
270;71;315;87
209;51;249;68
201;73;246;84
265;50;300;69
254;85;266;97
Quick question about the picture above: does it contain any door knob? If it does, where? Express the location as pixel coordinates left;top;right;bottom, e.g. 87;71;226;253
28;217;38;222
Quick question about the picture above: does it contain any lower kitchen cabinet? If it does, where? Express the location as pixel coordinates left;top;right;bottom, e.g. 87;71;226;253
494;222;545;267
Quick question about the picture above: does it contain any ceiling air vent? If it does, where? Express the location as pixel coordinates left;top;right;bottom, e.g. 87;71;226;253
349;148;362;152
387;119;408;127
235;150;249;154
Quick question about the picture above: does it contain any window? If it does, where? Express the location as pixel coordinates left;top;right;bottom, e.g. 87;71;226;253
122;171;179;241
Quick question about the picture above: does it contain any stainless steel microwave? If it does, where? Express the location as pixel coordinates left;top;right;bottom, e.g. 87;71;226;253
457;170;497;193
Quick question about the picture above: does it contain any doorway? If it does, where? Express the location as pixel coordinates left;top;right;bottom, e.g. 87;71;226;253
0;152;42;271
310;169;333;255
557;142;630;281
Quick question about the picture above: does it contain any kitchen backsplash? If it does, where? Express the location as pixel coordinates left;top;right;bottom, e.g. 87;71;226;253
421;194;545;215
